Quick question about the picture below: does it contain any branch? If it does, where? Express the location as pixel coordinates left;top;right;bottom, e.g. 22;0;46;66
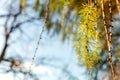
10;17;40;33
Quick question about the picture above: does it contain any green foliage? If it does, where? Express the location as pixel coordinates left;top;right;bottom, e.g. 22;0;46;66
74;4;101;69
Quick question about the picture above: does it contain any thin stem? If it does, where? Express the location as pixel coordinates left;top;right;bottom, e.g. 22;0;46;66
24;0;50;80
101;0;115;80
108;0;116;79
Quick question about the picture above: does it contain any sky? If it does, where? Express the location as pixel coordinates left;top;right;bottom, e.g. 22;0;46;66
0;0;88;80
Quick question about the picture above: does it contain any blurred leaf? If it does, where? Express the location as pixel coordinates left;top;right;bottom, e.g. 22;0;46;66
33;0;40;10
50;0;58;13
46;22;52;32
39;7;45;17
20;0;26;10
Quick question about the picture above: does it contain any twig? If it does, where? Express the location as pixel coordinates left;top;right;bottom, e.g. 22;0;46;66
24;0;50;79
108;0;116;79
101;0;115;80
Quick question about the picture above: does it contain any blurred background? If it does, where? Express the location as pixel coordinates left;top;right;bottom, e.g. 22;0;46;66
0;0;87;80
0;0;120;80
